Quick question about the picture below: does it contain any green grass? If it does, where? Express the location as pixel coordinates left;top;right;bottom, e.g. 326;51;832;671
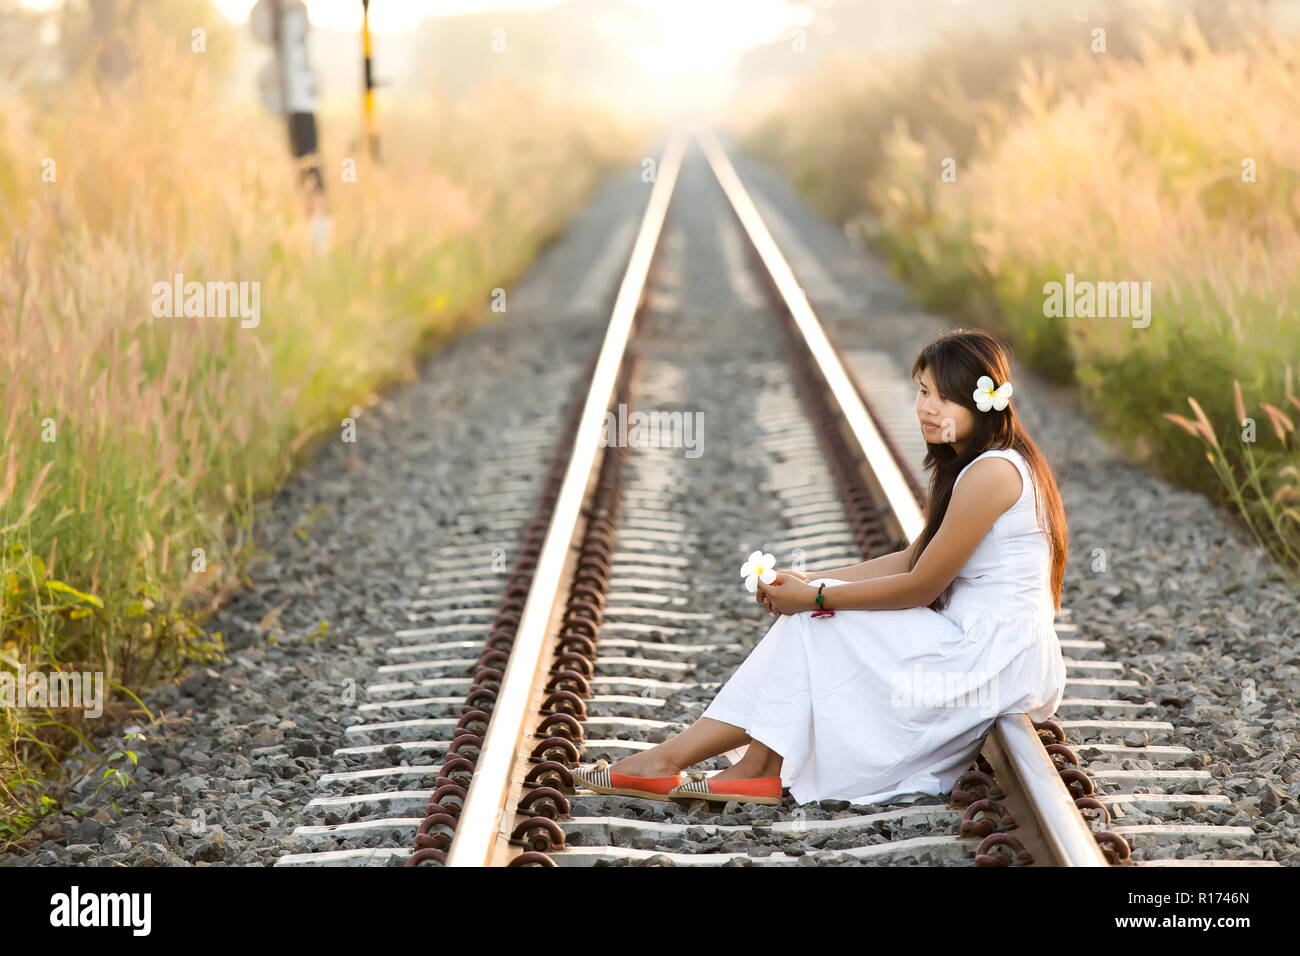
0;14;641;844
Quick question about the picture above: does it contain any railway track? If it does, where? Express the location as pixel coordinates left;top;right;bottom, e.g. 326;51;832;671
281;130;1276;868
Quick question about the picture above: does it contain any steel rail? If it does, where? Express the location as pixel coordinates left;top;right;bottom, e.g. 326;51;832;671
992;713;1107;865
445;132;687;866
697;129;1108;867
695;130;926;544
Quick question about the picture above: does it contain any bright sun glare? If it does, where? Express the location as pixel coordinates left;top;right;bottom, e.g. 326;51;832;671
627;0;809;76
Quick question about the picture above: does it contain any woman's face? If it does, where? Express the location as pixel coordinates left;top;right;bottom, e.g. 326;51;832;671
915;366;973;450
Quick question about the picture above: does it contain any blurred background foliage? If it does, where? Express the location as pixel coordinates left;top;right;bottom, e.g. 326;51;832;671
0;0;639;840
736;0;1300;581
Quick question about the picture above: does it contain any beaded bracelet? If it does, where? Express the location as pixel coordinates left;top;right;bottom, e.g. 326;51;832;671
811;582;836;618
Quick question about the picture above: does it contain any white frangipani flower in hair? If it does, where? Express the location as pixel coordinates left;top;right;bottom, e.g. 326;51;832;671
973;375;1013;412
740;550;777;593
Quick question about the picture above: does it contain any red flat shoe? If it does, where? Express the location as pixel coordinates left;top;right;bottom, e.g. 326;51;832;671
668;771;784;806
571;758;683;802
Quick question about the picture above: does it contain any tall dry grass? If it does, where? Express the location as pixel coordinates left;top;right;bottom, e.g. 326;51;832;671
0;17;638;840
738;8;1300;581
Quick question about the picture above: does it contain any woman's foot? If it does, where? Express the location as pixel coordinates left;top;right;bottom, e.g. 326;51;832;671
708;750;783;782
669;768;784;806
572;758;682;801
606;751;682;778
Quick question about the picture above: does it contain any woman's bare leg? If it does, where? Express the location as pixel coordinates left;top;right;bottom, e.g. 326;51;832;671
608;717;755;776
709;738;784;780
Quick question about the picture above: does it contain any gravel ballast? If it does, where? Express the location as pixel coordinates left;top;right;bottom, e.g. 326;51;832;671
5;143;1295;867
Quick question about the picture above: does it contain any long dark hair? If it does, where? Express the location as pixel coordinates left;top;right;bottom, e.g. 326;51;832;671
907;328;1067;613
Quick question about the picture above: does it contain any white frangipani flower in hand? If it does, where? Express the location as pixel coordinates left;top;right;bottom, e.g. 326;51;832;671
973;375;1013;412
740;550;777;593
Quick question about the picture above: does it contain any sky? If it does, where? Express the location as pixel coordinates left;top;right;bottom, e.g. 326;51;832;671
208;0;811;75
12;0;819;113
213;0;553;34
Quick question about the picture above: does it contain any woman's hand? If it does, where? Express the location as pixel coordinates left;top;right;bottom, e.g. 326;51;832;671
756;571;818;616
754;568;809;615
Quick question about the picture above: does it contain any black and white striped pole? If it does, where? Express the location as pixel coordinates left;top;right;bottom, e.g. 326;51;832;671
251;0;331;248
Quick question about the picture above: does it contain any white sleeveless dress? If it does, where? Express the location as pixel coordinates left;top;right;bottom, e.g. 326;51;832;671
700;447;1067;805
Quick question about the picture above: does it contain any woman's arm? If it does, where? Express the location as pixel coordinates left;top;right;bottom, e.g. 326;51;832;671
763;548;914;616
815;458;1022;612
805;542;917;584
